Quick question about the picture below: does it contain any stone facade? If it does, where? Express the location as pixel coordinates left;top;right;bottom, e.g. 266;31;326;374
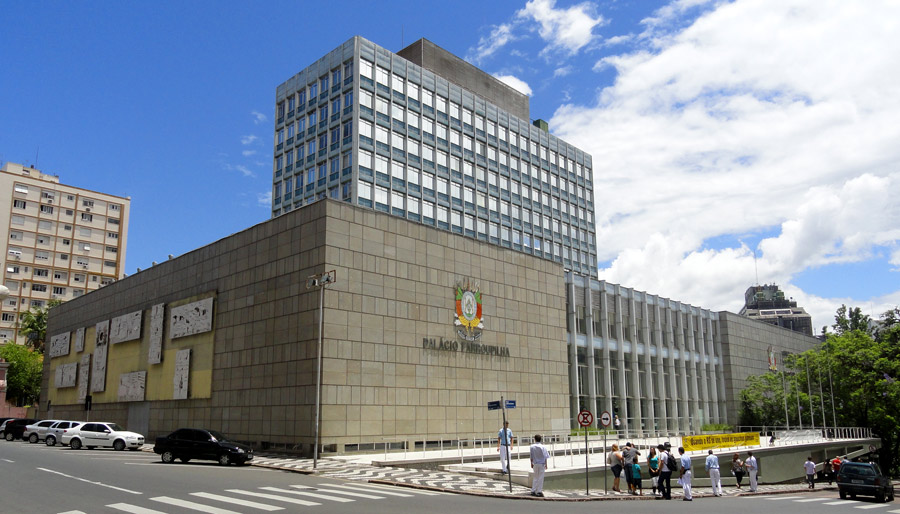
44;199;570;452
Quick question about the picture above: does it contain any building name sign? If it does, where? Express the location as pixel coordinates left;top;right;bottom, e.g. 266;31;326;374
422;337;510;357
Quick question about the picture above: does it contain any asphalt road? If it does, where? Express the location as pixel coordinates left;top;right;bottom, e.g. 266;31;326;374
1;439;897;514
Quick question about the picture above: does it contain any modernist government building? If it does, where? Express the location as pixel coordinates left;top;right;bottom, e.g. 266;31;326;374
42;37;818;453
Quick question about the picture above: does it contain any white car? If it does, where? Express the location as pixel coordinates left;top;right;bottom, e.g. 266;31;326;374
45;421;83;446
23;420;63;444
61;422;144;451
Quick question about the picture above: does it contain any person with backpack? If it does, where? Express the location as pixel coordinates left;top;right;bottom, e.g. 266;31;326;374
656;443;674;500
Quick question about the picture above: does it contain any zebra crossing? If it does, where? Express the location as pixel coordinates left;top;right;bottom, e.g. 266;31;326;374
753;495;900;512
58;482;448;514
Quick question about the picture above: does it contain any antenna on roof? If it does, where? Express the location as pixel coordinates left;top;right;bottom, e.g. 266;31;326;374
34;146;39;169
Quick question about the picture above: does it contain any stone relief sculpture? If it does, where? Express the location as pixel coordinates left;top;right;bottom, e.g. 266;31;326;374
148;303;165;364
74;327;85;353
91;320;109;392
117;371;146;402
110;311;142;344
173;348;191;400
170;297;214;339
54;362;77;388
48;332;71;358
78;354;90;402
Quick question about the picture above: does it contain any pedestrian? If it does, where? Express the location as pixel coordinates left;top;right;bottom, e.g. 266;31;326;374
614;414;621;435
622;442;637;494
529;434;550;497
769;433;776;446
657;443;673;500
745;450;758;492
648;447;660;496
824;459;833;485
706;449;722;496
831;455;842;479
731;453;745;489
679;447;692;501
607;443;624;492
804;456;816;489
632;460;643;496
497;421;514;474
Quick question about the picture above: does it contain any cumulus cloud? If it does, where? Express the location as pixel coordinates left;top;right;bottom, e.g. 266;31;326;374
242;150;257;157
554;65;573;77
256;191;272;207
550;0;900;327
251;111;267;124
240;135;258;145
517;0;606;56
469;23;516;65
493;74;533;96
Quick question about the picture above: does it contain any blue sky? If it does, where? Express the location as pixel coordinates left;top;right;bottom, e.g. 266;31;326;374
2;0;898;330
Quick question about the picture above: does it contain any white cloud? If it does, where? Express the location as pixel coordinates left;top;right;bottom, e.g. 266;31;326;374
469;23;516;65
251;111;267;124
550;0;900;327
256;191;272;207
493;74;533;96
240;135;258;145
221;162;256;178
242;150;257;157
554;65;573;77
517;0;606;55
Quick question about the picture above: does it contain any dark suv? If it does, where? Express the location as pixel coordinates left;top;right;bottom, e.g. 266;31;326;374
837;461;895;503
3;419;38;441
154;428;253;466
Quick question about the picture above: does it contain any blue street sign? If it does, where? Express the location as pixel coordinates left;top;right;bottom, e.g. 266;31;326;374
487;401;500;410
505;400;516;409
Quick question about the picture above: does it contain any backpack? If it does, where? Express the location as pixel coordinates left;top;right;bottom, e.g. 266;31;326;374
667;452;678;471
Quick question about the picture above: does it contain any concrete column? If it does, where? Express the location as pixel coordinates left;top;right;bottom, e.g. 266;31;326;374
664;302;679;434
614;286;628;430
653;299;668;434
640;298;654;434
675;304;691;434
687;312;703;427
705;316;721;423
584;280;598;425
566;278;579;423
599;283;614;421
626;292;641;435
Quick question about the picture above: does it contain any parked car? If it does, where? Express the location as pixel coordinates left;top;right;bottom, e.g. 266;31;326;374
153;428;253;466
45;421;83;446
3;419;38;441
23;420;63;443
61;422;144;451
0;419;13;439
837;461;895;502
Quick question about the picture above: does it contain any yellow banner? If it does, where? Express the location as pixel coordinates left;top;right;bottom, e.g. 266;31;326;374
682;432;760;451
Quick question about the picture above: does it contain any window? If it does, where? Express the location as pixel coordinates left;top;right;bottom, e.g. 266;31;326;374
60;254;68;261
65;209;73;216
10;215;24;226
1;313;15;322
35;251;49;261
81;213;93;222
106;246;117;253
38;220;52;231
108;218;119;225
40;205;54;214
14;184;28;194
82;199;94;208
76;257;89;266
6;266;19;274
107;232;118;239
104;261;116;267
52;287;66;296
32;284;47;292
54;271;67;280
37;236;49;245
9;231;22;241
80;242;91;251
13;200;26;209
73;274;85;283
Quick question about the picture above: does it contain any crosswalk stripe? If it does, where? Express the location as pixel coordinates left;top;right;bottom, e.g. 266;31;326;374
226;489;321;506
151;496;241;514
353;482;447;495
321;483;415;497
855;505;891;510
825;500;859;505
887;509;900;513
300;486;384;499
107;504;167;514
259;487;354;503
764;496;805;500
796;498;829;502
57;511;88;514
190;492;285;511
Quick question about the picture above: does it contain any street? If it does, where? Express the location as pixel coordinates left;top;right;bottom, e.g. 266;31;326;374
1;440;897;514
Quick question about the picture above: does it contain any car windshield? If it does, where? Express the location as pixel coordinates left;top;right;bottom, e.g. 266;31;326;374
208;430;227;442
107;424;125;432
845;465;876;476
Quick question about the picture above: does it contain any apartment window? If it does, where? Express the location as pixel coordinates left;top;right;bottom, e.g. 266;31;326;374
109;204;120;211
67;194;74;201
34;268;49;277
1;313;15;322
83;199;94;208
31;300;45;308
52;287;66;295
73;274;85;283
10;216;24;226
6;266;19;274
14;184;28;194
37;236;49;245
73;290;83;298
13;200;26;209
106;246;117;253
81;213;93;222
107;232;118;239
80;242;91;251
38;220;52;231
108;218;119;225
35;251;49;261
54;271;67;280
9;231;22;241
40;205;54;214
65;209;73;216
76;257;89;267
79;228;91;237
104;261;116;267
32;284;47;292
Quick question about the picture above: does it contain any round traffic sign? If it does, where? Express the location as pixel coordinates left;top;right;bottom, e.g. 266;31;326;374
578;409;594;427
599;410;612;427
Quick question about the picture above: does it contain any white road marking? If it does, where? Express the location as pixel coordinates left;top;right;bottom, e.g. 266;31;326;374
151;496;241;513
763;496;805;500
300;486;385;499
259;486;354;502
1;459;13;463
855;505;891;510
225;489;320;506
107;504;168;514
57;511;88;514
796;498;830;502
190;492;284;511
321;483;414;497
825;500;859;505
356;482;448;495
37;467;142;495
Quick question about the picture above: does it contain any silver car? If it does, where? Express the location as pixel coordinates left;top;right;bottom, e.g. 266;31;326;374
45;421;83;446
23;420;63;444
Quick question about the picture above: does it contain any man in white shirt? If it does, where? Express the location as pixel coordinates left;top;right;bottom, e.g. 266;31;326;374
804;456;816;489
746;451;759;491
705;450;722;496
679;447;693;501
657;443;672;500
529;434;550;497
497;422;514;474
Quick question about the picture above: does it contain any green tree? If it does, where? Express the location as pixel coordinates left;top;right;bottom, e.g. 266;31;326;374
0;343;42;406
17;298;62;354
739;371;787;427
832;304;871;335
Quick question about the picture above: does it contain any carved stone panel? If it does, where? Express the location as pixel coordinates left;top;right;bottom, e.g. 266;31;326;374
173;348;191;400
118;371;146;402
110;311;142;344
148;303;165;364
91;320;109;392
74;327;85;353
55;362;77;388
49;332;71;358
78;354;90;402
169;297;214;339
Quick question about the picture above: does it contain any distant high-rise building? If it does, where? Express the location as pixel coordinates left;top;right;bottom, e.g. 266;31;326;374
739;284;813;336
270;36;598;275
0;162;130;344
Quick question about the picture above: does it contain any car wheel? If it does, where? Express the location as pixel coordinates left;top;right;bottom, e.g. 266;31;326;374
46;435;56;446
180;457;191;463
877;490;886;503
161;451;176;464
70;438;82;450
29;433;39;444
113;440;126;451
839;490;846;499
218;454;230;466
5;433;13;441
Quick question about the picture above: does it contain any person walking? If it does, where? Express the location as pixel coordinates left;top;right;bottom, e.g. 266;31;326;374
607;443;624;492
831;455;842;479
657;443;673;500
706;450;722;496
732;453;745;489
804;456;816;489
497;421;514;474
648;447;660;496
529;434;550;497
823;459;833;485
745;451;759;492
622;442;637;494
679;447;693;501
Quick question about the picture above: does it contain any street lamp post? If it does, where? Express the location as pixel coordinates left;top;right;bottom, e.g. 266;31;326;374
306;270;336;470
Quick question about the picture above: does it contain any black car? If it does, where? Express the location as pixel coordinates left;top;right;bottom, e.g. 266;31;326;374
837;461;895;503
3;419;37;441
153;428;253;466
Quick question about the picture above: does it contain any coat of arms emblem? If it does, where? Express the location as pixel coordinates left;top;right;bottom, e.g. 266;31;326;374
455;280;483;341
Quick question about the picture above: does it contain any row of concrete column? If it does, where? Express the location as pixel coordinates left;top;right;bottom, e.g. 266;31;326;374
566;274;728;434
